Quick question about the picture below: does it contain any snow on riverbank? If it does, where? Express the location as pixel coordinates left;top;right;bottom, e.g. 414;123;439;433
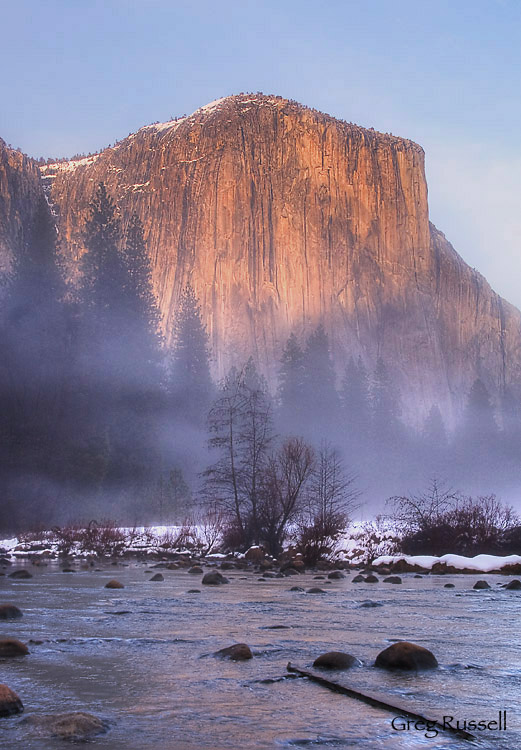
373;553;521;572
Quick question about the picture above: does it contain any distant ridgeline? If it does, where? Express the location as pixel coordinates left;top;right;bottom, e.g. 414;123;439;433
0;96;521;530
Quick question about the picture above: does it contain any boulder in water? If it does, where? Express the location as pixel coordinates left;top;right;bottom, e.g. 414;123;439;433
0;639;29;657
352;574;365;583
306;587;326;594
150;573;164;581
23;712;108;740
383;576;402;584
313;651;358;670
8;569;32;579
215;643;253;660
0;604;23;620
375;641;438;670
188;565;203;575
473;580;491;590
104;579;124;589
202;571;229;585
0;684;23;716
328;571;345;580
505;579;521;590
364;575;379;583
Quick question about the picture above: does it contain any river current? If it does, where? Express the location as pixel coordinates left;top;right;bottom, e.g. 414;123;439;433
1;561;520;749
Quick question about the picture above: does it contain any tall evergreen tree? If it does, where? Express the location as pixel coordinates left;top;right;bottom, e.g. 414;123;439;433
371;357;401;443
277;333;305;430
0;196;70;529
301;324;339;434
340;356;371;440
169;283;213;427
73;184;164;495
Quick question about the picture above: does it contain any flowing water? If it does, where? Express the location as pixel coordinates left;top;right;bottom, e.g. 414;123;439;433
0;562;520;749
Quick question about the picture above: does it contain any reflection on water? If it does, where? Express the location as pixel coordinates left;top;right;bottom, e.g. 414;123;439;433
0;563;520;749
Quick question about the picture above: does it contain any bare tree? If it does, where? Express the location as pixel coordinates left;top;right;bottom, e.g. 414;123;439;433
203;360;274;548
259;437;315;555
296;442;360;564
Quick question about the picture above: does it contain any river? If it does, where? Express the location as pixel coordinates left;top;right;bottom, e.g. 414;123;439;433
1;561;520;749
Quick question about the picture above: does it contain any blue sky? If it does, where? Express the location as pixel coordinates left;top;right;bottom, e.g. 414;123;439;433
1;0;520;307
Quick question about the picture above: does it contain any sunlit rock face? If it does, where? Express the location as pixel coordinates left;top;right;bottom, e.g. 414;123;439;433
18;95;521;422
0;138;42;274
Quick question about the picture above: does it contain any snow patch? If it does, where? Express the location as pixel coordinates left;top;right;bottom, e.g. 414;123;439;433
40;154;100;174
373;553;521;572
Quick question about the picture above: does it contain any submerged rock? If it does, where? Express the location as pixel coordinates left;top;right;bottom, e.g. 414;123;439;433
473;580;491;590
202;571;229;585
328;571;345;580
0;604;23;620
150;573;164;582
375;641;438;670
0;684;24;716
104;579;124;589
383;576;402;584
0;639;29;657
444;583;455;588
306;587;326;594
289;586;304;592
23;712;108;740
215;643;253;661
8;569;32;579
364;575;379;583
188;565;203;575
313;651;358;670
352;575;365;583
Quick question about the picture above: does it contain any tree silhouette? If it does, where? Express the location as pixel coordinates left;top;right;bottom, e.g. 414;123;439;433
169;283;213;427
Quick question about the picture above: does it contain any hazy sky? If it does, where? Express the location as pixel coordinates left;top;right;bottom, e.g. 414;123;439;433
1;0;519;308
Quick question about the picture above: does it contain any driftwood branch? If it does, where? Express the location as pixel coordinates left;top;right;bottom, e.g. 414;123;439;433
286;663;475;741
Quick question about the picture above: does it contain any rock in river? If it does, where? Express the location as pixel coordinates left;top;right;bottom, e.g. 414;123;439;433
8;569;32;579
150;573;164;581
328;571;345;580
313;651;358;670
202;571;229;585
0;604;23;620
0;684;23;716
104;579;124;589
473;580;491;590
375;641;438;670
505;579;521;590
215;643;253;661
0;639;29;657
23;712;108;740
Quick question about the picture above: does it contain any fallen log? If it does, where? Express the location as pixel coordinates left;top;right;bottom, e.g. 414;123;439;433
286;663;475;741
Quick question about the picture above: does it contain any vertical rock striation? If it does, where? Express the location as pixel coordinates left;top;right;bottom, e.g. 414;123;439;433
6;94;520;423
0;138;43;274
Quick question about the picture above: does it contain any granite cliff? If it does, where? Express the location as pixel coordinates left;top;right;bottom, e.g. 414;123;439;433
0;138;43;274
3;95;520;423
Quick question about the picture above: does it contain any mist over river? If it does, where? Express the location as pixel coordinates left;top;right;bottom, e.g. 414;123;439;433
1;562;520;749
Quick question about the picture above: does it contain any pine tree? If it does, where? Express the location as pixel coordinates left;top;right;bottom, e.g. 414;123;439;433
301;324;339;434
74;185;164;494
340;356;370;440
169;283;213;427
277;333;305;430
0;196;70;529
371;357;401;443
